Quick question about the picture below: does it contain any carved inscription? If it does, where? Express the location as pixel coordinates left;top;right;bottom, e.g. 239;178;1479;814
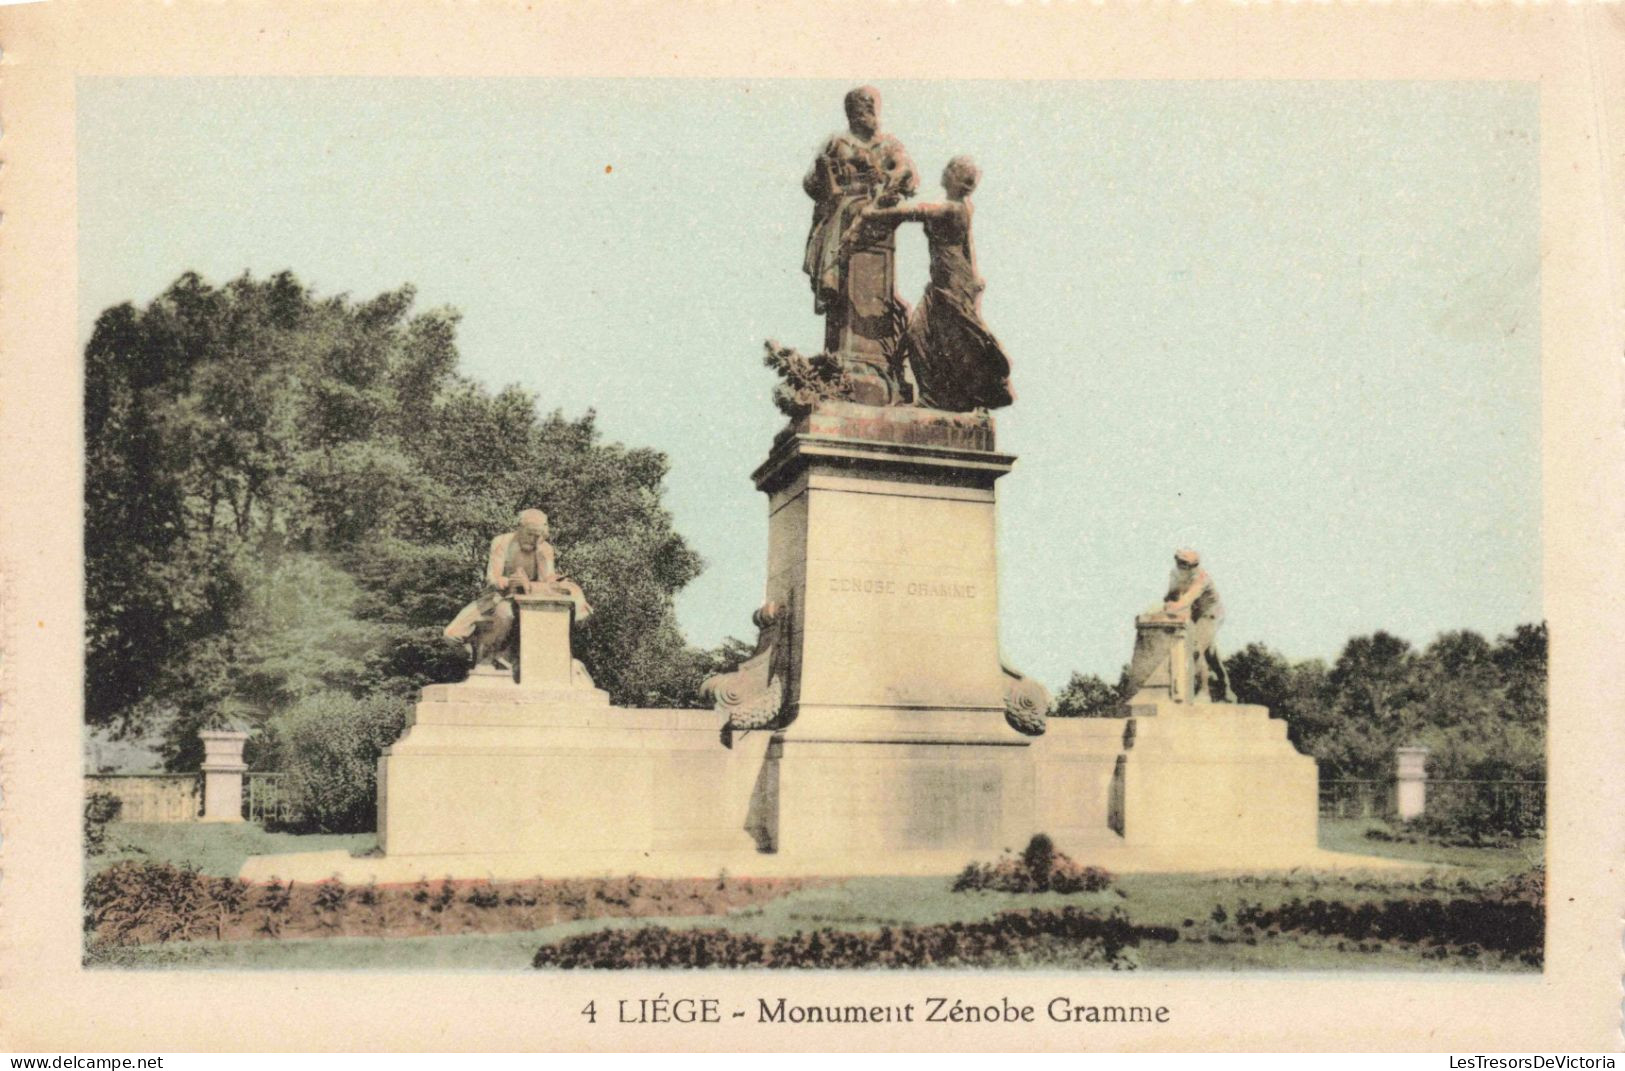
828;577;978;599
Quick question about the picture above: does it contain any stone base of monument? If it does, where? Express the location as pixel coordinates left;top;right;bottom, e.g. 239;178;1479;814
238;414;1388;885
374;686;774;858
755;712;1037;858
1110;700;1320;852
241;696;1385;883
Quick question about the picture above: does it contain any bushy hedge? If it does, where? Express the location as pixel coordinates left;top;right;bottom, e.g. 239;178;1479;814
952;834;1113;895
1407;790;1544;846
1233;877;1543;967
275;692;409;832
532;907;1177;969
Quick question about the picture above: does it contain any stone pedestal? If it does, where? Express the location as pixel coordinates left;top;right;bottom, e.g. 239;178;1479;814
1125;613;1195;707
753;404;1013;729
760;711;1038;857
824;229;902;406
377;692;768;857
377;590;772;859
513;593;575;687
377;609;621;855
1395;745;1429;821
738;404;1040;856
1108;701;1319;852
199;729;248;823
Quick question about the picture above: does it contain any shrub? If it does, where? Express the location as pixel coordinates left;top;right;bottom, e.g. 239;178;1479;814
257;880;294;938
532;907;1177;969
954;835;1113;894
313;879;349;913
205;876;250;940
466;882;501;909
84;862;208;944
1489;865;1544;907
275;691;409;832
1233;885;1543;967
1022;834;1056;886
84;792;123;855
1407;788;1543;846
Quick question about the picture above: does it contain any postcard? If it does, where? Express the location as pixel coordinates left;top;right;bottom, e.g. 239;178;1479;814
1;0;1620;1052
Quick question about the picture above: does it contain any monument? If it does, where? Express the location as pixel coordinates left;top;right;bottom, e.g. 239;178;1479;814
241;87;1329;883
708;106;1053;858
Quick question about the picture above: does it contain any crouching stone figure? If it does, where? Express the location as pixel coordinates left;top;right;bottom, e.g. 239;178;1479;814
444;509;592;670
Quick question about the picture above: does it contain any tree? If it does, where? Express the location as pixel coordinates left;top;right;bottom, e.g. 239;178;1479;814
85;271;710;770
1492;622;1547;726
1051;670;1129;718
1225;643;1337;763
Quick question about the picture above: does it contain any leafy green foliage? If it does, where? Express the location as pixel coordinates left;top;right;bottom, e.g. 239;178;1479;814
953;835;1114;895
1232;884;1542;967
83;863;815;946
85;271;708;771
1050;670;1130;718
1220;625;1545;781
84;792;124;856
276;692;410;833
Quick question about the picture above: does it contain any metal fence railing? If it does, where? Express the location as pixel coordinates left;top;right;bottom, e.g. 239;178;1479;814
244;772;297;825
1422;779;1545;835
1319;779;1395;820
1319;778;1545;836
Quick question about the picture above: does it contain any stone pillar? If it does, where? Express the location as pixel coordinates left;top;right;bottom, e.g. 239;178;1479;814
513;593;576;688
1395;746;1429;821
823;226;900;406
199;729;248;823
751;404;1013;731
739;403;1040;858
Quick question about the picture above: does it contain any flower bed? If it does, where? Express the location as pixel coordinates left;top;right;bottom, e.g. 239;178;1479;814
83;862;817;946
1230;869;1543;966
531;907;1179;969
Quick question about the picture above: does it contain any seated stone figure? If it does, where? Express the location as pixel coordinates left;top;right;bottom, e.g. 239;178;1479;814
444;509;592;670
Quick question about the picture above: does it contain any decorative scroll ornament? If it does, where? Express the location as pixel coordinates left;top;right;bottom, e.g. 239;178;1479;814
702;600;793;748
1001;662;1051;736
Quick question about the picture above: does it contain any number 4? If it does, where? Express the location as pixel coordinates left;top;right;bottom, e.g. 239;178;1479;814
581;1001;597;1024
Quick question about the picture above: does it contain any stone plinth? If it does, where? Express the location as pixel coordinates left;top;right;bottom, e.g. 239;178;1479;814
1109;701;1319;851
753;406;1014;731
375;590;669;857
1125;613;1194;708
824;231;901;406
1031;717;1128;846
742;406;1035;856
199;729;248;823
513;593;575;687
378;696;768;857
759;710;1038;856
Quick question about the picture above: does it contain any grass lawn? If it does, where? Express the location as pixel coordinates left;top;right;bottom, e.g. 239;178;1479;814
86;819;1542;972
1319;818;1543;878
91;822;376;878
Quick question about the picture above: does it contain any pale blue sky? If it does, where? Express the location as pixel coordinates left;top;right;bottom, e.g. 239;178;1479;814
78;78;1541;686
